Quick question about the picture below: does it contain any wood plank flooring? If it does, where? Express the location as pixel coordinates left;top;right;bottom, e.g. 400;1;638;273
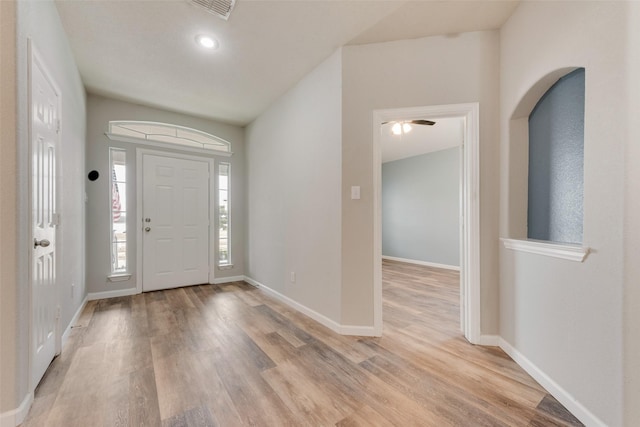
23;260;583;426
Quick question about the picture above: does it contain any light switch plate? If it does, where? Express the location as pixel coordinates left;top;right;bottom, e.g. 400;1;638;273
351;186;361;200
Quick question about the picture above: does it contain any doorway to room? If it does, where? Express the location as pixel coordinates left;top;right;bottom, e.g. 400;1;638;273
373;103;480;343
380;116;463;335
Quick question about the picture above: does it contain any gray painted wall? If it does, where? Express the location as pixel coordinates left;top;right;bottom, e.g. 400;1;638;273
382;147;460;266
527;68;584;244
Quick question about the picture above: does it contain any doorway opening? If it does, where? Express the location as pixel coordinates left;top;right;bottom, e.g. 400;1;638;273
373;103;480;343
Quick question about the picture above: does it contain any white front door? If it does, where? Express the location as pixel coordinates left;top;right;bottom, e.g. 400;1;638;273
142;154;210;292
30;44;60;388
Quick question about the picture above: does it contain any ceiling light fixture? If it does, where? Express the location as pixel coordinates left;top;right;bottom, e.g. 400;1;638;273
391;121;412;136
195;34;218;50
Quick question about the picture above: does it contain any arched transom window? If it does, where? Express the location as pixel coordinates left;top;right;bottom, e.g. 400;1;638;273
107;121;231;154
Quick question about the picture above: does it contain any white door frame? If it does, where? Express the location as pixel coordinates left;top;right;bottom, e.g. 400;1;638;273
373;102;481;343
136;148;216;293
28;39;62;390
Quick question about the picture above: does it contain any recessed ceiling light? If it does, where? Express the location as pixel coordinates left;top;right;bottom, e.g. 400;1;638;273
195;34;218;50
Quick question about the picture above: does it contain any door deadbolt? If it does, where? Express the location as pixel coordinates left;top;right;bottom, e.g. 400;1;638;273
145;227;151;232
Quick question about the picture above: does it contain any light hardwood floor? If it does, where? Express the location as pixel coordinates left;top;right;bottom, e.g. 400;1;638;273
23;260;583;426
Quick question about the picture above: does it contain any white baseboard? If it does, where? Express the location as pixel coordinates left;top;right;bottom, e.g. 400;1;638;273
87;287;138;301
338;324;378;337
244;276;375;337
242;276;261;289
382;256;460;271
61;295;88;349
0;392;33;427
243;276;341;334
477;334;500;346
211;275;245;284
498;337;606;427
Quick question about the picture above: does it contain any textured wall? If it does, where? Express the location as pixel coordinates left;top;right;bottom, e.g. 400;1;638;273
528;68;584;244
382;147;460;266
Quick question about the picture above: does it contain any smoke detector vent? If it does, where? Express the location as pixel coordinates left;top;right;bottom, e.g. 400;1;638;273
190;0;236;20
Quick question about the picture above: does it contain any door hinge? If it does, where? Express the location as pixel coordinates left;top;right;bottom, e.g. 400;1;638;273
56;306;61;320
56;119;61;134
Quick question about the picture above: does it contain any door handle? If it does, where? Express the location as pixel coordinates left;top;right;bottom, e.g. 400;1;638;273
34;238;50;248
145;227;151;232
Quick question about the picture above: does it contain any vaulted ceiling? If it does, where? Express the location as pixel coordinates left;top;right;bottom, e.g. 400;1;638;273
56;0;519;126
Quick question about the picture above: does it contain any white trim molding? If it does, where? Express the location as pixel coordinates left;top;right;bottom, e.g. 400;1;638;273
477;335;500;346
0;392;33;427
243;276;377;337
499;338;606;427
61;295;89;349
382;256;460;271
107;274;132;282
338;324;378;337
501;238;589;262
373;102;481;344
212;275;245;284
87;288;138;301
243;276;342;334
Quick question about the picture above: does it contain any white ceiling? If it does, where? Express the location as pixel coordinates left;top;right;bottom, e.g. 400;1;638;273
381;117;463;163
55;0;519;126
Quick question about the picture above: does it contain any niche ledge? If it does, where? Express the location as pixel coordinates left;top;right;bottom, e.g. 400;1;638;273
501;238;589;262
108;273;132;282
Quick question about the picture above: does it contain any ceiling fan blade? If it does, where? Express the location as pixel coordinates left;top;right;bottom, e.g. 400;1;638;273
409;119;436;126
380;119;436;126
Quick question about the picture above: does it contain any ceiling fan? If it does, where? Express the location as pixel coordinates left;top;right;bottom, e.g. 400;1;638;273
383;119;436;135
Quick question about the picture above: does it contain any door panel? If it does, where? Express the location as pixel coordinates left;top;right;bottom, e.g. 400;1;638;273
142;155;209;292
30;46;59;388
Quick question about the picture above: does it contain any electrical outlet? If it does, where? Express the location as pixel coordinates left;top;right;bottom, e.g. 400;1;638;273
290;272;296;283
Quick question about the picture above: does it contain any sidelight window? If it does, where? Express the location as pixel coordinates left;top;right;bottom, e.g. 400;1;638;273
110;148;128;274
218;163;231;266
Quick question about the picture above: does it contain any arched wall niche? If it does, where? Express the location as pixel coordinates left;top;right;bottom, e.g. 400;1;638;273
506;66;583;239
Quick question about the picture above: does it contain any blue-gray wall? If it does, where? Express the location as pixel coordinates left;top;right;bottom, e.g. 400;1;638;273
527;68;585;244
382;147;460;266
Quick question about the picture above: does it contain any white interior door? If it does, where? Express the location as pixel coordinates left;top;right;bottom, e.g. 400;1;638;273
142;154;210;292
30;44;60;388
